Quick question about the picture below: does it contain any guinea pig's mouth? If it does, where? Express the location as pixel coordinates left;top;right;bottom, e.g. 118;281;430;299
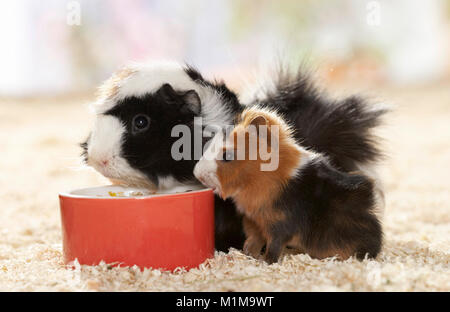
87;158;158;191
195;174;223;198
90;163;124;183
210;186;224;199
210;186;220;196
92;164;117;179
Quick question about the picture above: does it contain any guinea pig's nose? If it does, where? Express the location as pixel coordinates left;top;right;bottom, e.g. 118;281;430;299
194;172;205;185
100;159;109;166
193;167;203;181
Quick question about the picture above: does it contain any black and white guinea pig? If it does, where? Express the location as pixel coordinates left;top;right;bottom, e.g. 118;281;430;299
81;61;246;252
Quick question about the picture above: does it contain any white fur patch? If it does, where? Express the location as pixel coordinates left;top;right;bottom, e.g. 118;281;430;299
193;132;224;195
157;175;203;193
93;60;235;128
289;146;320;178
239;72;277;105
355;162;386;220
93;61;198;114
199;89;234;128
87;115;124;163
193;159;221;196
116;61;199;101
87;115;152;188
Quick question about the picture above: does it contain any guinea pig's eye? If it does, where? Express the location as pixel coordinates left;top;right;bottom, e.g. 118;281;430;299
222;150;234;162
132;114;151;133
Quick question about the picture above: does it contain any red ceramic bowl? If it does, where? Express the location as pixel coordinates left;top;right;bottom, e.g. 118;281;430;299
59;185;214;271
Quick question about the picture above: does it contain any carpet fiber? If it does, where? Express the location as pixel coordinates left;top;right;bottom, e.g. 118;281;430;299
0;83;449;291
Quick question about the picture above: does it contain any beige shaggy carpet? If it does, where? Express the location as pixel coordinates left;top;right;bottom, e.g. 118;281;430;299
0;82;449;291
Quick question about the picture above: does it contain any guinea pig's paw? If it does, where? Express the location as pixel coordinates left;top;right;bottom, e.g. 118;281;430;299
263;243;283;265
243;236;265;259
263;253;281;265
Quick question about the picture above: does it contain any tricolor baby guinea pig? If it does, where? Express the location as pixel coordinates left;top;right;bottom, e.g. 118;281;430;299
194;107;383;264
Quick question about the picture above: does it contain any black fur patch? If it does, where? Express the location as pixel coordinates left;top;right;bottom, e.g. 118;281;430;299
214;197;245;251
184;64;242;116
269;157;382;261
103;85;200;186
255;70;387;171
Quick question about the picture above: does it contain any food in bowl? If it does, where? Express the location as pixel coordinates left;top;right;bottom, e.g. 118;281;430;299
107;190;153;197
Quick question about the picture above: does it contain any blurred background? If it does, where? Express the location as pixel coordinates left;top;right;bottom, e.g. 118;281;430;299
0;0;449;291
0;0;449;96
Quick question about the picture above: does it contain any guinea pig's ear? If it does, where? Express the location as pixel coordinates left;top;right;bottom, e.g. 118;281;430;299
157;83;179;103
250;115;268;128
249;115;269;137
249;114;275;145
181;90;201;115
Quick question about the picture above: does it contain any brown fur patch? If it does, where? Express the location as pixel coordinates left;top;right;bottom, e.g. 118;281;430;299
242;217;265;258
216;108;302;216
96;67;136;101
286;235;356;260
308;244;356;260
